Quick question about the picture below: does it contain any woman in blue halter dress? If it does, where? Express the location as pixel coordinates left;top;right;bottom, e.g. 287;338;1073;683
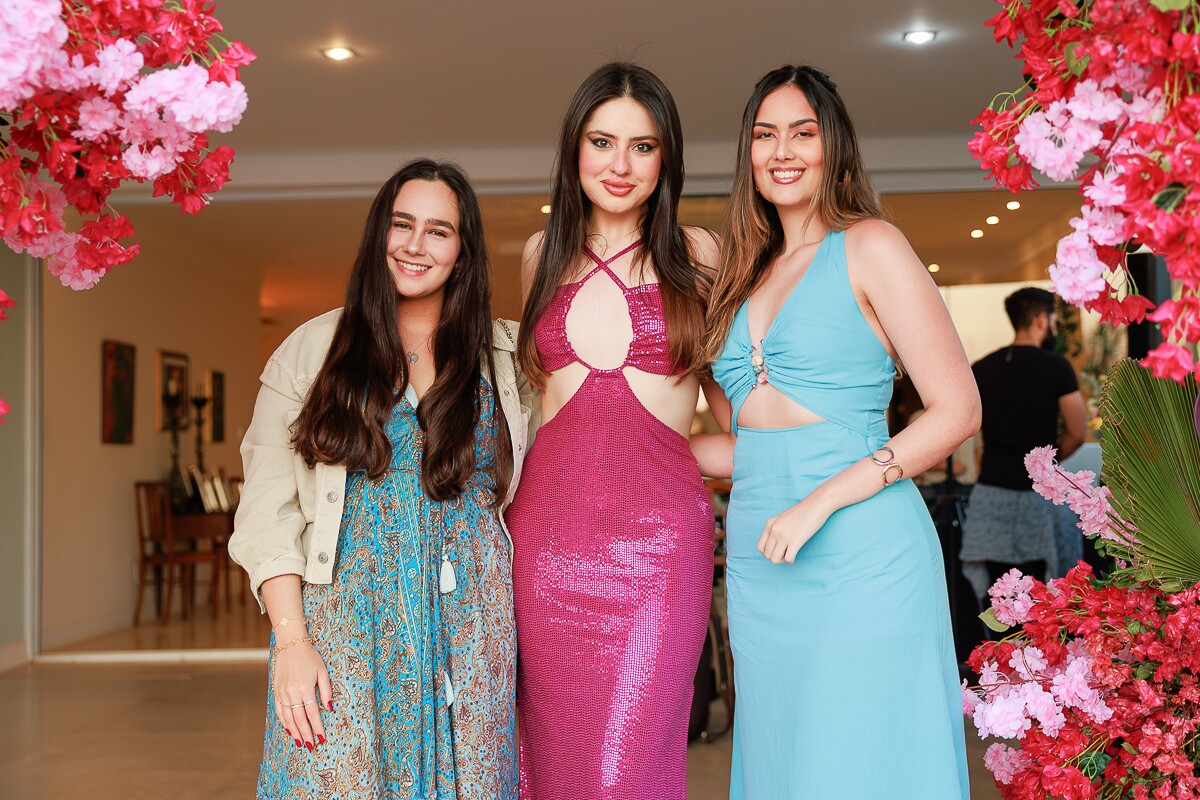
698;66;979;799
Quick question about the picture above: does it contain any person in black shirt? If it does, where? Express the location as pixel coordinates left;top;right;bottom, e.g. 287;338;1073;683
960;287;1087;590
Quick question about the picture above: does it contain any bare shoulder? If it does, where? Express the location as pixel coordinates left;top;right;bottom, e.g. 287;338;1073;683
843;218;925;287
522;230;546;267
844;218;912;257
683;225;721;275
521;231;546;294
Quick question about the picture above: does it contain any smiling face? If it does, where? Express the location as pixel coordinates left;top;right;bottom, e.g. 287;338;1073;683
386;179;461;302
749;84;824;211
577;96;662;218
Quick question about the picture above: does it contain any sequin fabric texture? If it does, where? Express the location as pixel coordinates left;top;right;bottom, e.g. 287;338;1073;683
257;381;518;800
506;242;714;800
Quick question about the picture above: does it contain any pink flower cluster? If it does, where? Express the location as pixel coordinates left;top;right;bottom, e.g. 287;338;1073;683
1023;445;1138;547
0;0;67;110
963;445;1200;799
989;567;1038;626
967;639;1115;743
0;1;253;290
965;563;1200;800
970;0;1200;383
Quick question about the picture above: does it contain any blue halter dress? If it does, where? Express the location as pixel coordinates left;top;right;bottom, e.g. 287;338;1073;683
712;230;969;799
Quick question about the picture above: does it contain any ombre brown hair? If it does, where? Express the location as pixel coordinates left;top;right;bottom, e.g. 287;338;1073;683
291;159;511;504
704;65;885;361
519;62;711;387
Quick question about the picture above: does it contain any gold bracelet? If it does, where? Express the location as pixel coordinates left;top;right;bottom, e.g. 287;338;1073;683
882;463;905;487
272;635;314;659
274;616;303;631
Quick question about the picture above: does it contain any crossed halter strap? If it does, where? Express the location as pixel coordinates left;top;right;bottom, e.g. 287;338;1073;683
580;238;642;281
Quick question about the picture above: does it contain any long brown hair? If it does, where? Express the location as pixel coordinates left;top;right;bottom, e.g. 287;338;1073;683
291;159;512;504
519;62;710;386
704;65;885;361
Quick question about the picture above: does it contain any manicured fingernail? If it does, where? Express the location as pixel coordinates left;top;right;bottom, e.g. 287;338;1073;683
294;739;302;749
327;701;334;711
305;741;313;751
317;734;325;745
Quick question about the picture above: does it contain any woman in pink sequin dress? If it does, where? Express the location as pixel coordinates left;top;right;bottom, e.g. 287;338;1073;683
505;62;718;799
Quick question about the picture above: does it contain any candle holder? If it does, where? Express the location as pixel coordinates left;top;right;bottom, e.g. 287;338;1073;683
164;386;188;511
191;388;210;474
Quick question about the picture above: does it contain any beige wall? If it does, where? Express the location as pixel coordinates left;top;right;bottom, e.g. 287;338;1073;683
40;222;262;650
0;250;34;669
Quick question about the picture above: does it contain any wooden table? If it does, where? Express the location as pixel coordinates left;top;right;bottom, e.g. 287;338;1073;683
172;510;233;543
170;511;240;613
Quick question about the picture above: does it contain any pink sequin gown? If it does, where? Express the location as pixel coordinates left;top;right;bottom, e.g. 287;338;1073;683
505;241;714;799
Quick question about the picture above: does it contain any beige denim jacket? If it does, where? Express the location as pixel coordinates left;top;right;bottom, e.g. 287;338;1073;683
229;309;534;611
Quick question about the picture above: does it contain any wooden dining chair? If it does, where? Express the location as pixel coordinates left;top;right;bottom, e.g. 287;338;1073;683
133;480;224;625
210;468;247;610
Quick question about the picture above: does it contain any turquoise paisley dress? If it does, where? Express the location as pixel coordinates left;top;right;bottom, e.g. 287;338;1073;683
257;380;517;799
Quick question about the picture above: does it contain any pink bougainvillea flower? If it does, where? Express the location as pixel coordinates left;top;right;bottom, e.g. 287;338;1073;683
0;287;14;320
1070;203;1128;248
1148;297;1200;343
75;95;121;141
983;743;1031;785
0;396;9;424
1141;342;1196;383
1082;169;1128;207
0;0;68;108
93;38;143;95
990;568;1039;626
1014;100;1104;182
1049;231;1109;304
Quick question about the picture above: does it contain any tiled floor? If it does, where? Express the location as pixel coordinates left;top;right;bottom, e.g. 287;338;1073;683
2;654;1004;799
24;588;1003;798
44;586;271;654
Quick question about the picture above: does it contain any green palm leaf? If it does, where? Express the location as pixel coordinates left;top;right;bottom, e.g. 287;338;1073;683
1099;358;1200;587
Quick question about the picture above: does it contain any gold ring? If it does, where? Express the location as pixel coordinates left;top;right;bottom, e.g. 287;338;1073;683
287;703;304;709
304;700;318;706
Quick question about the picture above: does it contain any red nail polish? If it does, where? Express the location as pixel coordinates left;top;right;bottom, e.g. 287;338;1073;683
327;701;334;712
305;741;314;751
317;734;325;745
294;739;302;749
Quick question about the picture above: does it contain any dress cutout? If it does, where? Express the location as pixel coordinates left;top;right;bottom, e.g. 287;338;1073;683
506;241;713;799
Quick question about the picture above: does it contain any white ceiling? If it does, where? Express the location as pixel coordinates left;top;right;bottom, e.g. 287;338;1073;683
109;0;1081;354
213;0;1021;153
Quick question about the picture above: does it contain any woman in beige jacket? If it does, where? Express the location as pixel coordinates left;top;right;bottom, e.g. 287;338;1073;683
229;159;532;800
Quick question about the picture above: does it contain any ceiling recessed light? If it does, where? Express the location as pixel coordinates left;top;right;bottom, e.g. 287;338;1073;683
902;30;937;45
986;215;1000;225
1006;200;1021;210
971;229;984;238
540;204;551;214
321;47;357;61
928;264;940;273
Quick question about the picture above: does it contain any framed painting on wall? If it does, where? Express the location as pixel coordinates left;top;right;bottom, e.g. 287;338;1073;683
100;340;135;444
205;369;225;443
157;350;190;431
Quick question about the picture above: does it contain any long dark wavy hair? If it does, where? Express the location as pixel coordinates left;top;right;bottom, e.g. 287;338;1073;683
291;159;512;504
519;61;710;386
704;65;885;361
